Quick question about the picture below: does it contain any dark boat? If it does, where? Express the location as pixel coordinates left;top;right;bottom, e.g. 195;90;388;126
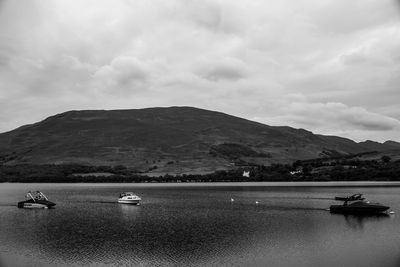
17;191;56;209
330;194;389;214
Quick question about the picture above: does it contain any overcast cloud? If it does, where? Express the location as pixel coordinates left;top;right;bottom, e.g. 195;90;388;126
0;0;399;142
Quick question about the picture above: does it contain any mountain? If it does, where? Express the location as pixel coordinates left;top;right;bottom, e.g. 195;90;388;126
383;140;400;149
358;140;395;151
0;107;399;174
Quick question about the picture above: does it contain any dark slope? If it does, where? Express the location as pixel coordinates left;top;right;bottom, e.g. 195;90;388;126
384;140;400;149
359;140;400;151
0;107;398;173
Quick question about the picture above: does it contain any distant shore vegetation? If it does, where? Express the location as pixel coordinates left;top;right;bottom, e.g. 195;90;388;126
1;153;400;183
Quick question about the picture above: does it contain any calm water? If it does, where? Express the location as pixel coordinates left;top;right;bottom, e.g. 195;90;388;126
0;183;400;267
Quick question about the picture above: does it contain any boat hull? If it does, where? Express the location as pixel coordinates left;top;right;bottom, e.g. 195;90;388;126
330;205;389;214
17;200;56;209
118;199;141;205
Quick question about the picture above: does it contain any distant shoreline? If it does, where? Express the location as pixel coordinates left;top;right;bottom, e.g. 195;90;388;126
2;157;400;183
3;181;400;187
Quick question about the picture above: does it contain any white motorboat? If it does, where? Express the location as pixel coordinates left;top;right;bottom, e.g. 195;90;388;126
118;192;141;205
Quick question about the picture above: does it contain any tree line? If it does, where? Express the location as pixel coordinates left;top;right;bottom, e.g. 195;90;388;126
0;155;399;182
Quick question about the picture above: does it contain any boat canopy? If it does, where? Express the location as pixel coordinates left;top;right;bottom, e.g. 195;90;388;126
335;194;364;202
26;191;49;202
119;192;136;197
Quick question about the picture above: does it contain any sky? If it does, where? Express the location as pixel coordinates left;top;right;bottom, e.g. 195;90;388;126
0;0;399;142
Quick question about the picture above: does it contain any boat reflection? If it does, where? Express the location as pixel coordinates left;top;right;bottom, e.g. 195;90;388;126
335;213;391;230
119;202;141;221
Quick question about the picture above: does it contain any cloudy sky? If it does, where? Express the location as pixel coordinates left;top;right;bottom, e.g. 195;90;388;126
0;0;399;142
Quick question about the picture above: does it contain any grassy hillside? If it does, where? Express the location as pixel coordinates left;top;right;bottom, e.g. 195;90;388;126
0;106;399;174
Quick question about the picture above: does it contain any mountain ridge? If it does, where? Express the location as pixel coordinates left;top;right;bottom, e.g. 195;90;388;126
0;106;399;174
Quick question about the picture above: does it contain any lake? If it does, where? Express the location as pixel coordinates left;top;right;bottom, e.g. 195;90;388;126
0;182;399;267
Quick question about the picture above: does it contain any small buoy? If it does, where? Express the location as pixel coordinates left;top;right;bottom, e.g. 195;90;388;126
255;201;259;204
